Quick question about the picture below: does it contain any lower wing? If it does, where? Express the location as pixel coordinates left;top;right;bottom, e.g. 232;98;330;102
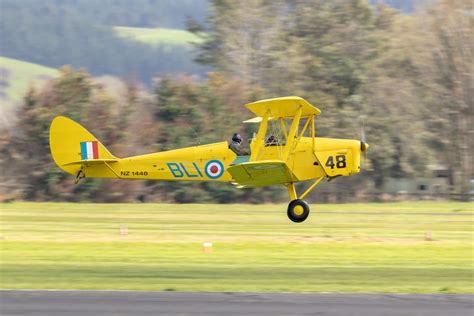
227;160;297;187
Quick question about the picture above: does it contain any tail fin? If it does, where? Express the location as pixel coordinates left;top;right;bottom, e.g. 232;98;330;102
49;116;118;175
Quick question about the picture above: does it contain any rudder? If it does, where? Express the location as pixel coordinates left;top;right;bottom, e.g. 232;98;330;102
49;116;118;175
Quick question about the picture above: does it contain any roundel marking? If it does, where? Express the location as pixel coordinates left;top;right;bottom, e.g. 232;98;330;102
205;160;224;179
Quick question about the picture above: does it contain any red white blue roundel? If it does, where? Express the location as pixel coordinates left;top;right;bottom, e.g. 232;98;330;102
205;160;224;179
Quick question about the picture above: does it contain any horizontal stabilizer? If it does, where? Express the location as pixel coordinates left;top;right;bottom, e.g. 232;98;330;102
62;159;119;166
227;160;296;187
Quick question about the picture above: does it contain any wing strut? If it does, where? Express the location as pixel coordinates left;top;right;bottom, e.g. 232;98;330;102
282;107;302;161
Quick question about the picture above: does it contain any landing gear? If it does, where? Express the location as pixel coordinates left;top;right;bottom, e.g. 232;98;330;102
286;178;324;223
287;199;310;223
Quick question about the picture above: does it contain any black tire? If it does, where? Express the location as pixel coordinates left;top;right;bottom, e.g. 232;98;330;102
287;199;310;223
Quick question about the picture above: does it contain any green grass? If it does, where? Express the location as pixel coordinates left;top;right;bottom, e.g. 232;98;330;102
0;56;58;105
1;202;473;293
114;26;203;47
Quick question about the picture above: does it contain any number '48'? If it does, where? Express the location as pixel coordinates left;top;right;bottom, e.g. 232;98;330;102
325;155;346;169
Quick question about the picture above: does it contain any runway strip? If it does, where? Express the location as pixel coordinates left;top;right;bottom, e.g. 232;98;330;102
315;211;473;216
1;290;472;316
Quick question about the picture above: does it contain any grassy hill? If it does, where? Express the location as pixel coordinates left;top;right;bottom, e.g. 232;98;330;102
114;26;203;47
0;56;58;105
0;27;204;108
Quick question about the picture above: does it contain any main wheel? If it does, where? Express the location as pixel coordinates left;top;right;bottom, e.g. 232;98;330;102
287;199;310;223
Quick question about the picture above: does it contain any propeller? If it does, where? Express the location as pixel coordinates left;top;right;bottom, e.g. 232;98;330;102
359;116;369;169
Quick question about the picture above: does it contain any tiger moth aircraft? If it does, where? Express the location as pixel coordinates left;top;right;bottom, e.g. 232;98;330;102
50;96;369;223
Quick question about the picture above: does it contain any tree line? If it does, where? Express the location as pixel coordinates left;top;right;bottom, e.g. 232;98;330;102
190;0;472;199
1;0;472;202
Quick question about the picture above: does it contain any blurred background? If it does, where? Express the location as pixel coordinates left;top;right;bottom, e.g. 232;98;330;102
0;0;472;203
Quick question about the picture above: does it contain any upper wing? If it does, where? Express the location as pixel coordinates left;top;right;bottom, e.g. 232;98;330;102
245;96;321;119
227;160;297;187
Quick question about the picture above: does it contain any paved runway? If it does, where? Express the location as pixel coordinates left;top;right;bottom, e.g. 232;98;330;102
1;290;472;316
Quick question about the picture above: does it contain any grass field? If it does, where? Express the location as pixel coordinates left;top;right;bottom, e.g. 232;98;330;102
0;56;57;105
0;202;472;293
114;26;203;47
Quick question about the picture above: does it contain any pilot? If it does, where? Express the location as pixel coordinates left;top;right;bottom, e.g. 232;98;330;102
266;135;278;146
229;133;249;156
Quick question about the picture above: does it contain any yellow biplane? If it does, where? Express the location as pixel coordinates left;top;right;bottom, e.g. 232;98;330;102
50;96;368;222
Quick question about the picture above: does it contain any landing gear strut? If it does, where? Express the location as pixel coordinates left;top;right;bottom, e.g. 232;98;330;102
286;178;323;223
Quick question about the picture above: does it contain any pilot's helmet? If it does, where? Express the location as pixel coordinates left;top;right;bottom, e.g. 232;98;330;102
232;133;243;143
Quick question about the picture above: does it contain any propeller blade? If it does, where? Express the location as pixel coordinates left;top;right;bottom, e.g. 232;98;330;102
359;115;368;170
